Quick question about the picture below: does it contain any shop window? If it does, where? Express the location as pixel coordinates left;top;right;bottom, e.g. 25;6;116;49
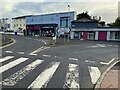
60;17;69;28
110;31;120;39
88;31;95;40
74;32;79;38
115;31;120;39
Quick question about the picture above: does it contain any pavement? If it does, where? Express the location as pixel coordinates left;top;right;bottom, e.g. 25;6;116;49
99;62;120;90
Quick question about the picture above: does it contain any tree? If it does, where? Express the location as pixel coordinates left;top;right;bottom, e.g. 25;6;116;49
112;17;120;27
99;21;105;27
77;11;101;23
77;11;91;20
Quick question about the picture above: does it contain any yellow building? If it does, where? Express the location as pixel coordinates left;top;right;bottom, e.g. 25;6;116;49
12;15;32;32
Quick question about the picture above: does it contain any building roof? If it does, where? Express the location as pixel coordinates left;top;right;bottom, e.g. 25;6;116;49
71;20;98;23
30;11;75;17
12;11;75;19
12;15;33;19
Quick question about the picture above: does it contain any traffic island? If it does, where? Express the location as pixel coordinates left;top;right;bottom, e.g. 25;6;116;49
1;38;14;47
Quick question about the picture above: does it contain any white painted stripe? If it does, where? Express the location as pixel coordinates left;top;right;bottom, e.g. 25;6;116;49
100;58;115;65
0;57;28;73
29;46;50;55
97;44;106;47
91;46;99;48
5;51;13;53
29;46;44;55
88;66;101;84
69;58;78;61
0;56;14;63
29;53;37;56
63;64;79;89
107;45;113;47
42;40;47;45
55;56;57;58
87;46;98;48
18;52;24;54
28;62;60;89
1;60;44;86
86;60;95;63
43;55;51;57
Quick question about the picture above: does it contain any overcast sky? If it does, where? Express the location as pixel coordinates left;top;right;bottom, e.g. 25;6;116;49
1;0;120;23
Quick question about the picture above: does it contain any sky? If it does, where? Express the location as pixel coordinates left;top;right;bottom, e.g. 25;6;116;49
0;0;120;23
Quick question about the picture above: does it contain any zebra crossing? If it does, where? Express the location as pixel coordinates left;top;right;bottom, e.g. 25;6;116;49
0;55;102;89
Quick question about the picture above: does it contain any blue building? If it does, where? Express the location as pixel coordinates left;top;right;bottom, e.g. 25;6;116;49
26;11;76;36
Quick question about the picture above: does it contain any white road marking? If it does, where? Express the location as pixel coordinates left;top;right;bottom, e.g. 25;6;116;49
100;58;115;65
18;52;24;54
55;56;57;58
26;38;47;45
0;57;28;73
88;66;101;84
96;44;106;47
69;58;78;61
43;55;51;57
63;64;79;89
29;53;37;56
0;56;14;63
87;46;98;48
28;62;60;89
85;60;95;63
74;49;97;53
1;60;44;86
29;46;50;55
107;45;113;47
5;51;13;53
87;44;106;48
42;40;47;45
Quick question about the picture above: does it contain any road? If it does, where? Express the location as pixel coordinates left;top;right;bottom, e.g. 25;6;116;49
0;34;119;89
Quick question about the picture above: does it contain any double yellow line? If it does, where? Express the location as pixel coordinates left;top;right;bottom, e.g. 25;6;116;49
0;38;16;49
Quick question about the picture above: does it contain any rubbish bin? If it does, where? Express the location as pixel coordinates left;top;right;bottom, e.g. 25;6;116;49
15;32;17;35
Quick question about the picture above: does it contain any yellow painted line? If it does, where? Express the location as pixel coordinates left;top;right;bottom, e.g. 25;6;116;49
0;38;16;49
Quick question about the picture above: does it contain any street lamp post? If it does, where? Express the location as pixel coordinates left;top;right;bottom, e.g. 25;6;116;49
67;5;70;42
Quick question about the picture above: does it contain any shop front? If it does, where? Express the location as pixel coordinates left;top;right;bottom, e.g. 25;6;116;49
26;24;58;37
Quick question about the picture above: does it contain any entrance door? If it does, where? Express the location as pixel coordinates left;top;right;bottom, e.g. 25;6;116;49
98;31;107;40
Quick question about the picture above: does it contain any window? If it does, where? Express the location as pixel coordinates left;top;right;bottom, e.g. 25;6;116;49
110;31;120;39
51;18;54;20
88;31;95;40
60;17;69;28
115;31;120;39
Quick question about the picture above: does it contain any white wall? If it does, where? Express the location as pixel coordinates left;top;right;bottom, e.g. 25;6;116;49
70;31;74;39
95;31;98;40
12;18;26;32
107;31;110;41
